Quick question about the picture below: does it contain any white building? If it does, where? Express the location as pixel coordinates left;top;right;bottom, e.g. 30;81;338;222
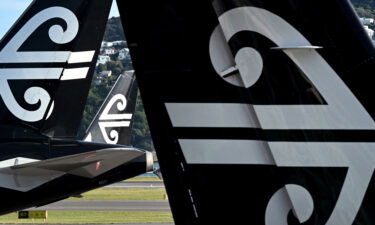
364;26;374;39
360;17;374;25
112;40;127;46
103;48;116;55
101;42;113;47
102;41;126;47
118;48;130;60
97;55;111;65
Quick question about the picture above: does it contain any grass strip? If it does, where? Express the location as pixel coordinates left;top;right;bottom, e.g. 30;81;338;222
70;188;168;201
0;211;173;224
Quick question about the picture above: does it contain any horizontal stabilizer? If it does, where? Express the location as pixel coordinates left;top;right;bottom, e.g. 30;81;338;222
0;148;149;192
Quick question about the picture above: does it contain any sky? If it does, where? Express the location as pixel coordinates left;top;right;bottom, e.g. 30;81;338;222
0;0;120;39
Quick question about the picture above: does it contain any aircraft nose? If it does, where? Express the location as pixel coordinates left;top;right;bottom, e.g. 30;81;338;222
146;151;154;172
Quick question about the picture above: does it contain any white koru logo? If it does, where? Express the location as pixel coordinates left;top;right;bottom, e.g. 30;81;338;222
0;7;95;122
209;7;374;131
99;94;133;144
204;6;375;225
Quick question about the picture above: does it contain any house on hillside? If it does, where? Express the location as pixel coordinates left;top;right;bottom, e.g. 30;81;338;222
112;40;127;46
360;17;374;25
97;55;111;65
103;48;116;55
118;48;130;60
364;26;375;39
94;70;112;85
101;42;114;48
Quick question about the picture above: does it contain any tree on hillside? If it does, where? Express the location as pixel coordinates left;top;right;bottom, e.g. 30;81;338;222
352;0;375;9
132;93;155;151
103;17;126;42
78;82;112;138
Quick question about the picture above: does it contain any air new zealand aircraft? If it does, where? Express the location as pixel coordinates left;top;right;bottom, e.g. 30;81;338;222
84;70;138;146
0;0;152;215
117;0;375;224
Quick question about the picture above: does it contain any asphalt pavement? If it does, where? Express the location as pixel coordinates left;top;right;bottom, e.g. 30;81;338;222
32;200;170;212
104;181;165;189
26;181;172;224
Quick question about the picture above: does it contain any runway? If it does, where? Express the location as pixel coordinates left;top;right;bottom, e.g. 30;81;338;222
33;200;170;212
27;182;173;224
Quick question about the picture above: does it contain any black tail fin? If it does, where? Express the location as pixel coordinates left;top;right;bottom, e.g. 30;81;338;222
83;71;138;145
118;0;375;224
0;0;112;138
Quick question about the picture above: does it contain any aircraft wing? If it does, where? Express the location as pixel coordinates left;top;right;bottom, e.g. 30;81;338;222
0;148;147;192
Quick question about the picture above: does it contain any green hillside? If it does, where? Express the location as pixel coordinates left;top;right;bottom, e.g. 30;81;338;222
103;17;126;42
352;0;375;9
352;0;375;18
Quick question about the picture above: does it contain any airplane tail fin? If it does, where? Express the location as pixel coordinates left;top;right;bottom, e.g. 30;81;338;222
118;0;375;224
83;71;138;146
0;0;112;138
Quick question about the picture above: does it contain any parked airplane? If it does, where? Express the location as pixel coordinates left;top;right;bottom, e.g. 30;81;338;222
84;70;138;146
0;0;152;215
83;70;158;177
117;0;375;224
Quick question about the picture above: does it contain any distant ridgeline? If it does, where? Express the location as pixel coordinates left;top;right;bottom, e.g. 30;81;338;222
352;0;375;9
352;0;375;20
78;17;154;152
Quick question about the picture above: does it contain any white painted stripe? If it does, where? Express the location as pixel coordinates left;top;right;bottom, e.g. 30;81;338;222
68;51;95;64
61;67;89;80
179;139;375;167
0;68;63;80
268;142;375;167
165;103;260;128
101;113;133;121
178;139;274;165
99;121;131;128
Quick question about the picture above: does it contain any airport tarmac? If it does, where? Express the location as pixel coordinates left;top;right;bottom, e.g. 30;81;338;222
27;181;172;224
32;200;170;212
